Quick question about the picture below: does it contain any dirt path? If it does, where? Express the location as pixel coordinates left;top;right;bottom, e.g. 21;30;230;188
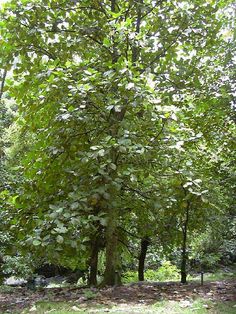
0;279;235;313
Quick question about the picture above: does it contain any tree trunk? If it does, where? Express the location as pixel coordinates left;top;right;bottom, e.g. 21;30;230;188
101;207;121;286
101;0;123;287
101;0;142;287
0;255;4;284
0;69;7;100
181;244;187;284
138;237;150;281
88;240;99;286
181;199;190;284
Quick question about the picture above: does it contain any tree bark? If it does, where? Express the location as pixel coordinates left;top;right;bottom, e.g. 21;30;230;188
0;255;4;284
181;243;187;284
138;237;150;281
101;0;121;287
181;199;190;284
0;69;7;101
102;207;121;286
88;239;99;286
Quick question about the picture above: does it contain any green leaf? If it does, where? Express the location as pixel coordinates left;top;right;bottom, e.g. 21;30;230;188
56;235;64;244
33;240;41;246
110;163;117;170
103;38;111;47
100;218;107;226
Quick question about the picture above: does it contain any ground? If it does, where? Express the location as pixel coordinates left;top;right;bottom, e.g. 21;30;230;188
0;278;236;313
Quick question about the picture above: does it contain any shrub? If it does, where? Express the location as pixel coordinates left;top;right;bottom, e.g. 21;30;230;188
122;270;138;284
145;261;179;281
122;261;179;283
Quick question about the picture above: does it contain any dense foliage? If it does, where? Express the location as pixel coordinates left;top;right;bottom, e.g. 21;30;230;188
0;0;235;286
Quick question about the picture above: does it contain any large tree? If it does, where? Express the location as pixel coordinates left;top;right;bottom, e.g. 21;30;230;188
0;0;234;285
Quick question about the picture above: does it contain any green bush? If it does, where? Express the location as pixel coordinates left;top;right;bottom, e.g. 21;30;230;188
2;254;34;278
122;261;180;283
122;270;138;283
145;261;179;281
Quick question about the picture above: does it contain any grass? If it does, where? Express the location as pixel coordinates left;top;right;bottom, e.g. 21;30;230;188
3;266;236;313
201;270;236;281
152;300;236;314
122;264;236;285
188;267;236;284
0;284;16;293
21;299;236;314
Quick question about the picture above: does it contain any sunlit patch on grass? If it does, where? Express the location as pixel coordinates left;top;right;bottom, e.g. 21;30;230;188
23;299;236;314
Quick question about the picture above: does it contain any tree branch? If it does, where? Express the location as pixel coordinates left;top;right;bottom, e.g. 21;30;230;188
0;69;7;101
123;185;152;199
118;226;141;239
27;45;57;60
140;0;165;20
132;0;143;65
111;0;116;12
142;25;188;73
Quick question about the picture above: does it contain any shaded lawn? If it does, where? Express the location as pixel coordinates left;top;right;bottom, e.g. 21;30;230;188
24;299;236;314
0;277;235;313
